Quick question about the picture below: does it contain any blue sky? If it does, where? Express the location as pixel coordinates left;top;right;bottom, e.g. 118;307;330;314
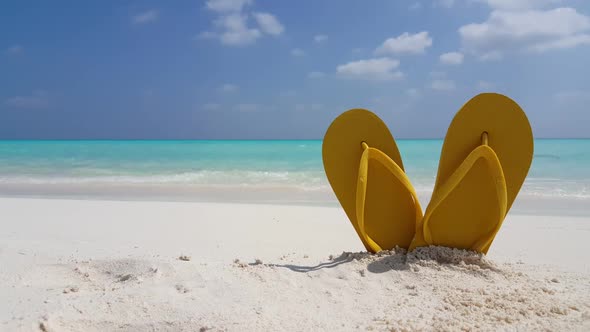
1;0;590;139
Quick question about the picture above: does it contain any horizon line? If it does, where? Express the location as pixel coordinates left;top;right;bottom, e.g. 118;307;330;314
1;138;589;141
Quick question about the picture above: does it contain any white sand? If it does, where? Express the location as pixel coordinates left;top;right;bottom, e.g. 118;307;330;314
1;197;589;331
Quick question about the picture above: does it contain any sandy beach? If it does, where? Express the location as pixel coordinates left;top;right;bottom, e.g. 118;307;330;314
1;197;589;331
3;0;590;331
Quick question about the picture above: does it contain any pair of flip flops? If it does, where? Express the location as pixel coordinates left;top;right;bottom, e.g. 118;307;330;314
322;93;534;254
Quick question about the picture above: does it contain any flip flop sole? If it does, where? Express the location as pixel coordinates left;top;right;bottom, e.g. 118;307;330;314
323;109;418;251
410;93;533;253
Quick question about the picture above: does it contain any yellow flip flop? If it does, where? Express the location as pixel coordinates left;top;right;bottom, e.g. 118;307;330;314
409;93;534;254
322;109;423;253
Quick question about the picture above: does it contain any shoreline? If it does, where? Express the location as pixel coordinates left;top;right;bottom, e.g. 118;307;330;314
1;183;589;217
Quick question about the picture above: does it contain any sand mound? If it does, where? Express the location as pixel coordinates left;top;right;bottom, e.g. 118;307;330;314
232;246;589;331
324;246;499;273
73;258;171;284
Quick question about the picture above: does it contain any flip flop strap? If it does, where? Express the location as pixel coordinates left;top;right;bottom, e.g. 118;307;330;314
422;138;508;252
356;142;423;253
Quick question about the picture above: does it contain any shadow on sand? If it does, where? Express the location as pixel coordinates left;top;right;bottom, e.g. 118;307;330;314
269;253;355;272
269;250;411;274
259;247;494;275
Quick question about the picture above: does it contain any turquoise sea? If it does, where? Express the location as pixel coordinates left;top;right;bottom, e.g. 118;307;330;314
0;140;589;200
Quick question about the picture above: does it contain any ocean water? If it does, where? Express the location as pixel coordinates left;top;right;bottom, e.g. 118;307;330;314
0;140;588;200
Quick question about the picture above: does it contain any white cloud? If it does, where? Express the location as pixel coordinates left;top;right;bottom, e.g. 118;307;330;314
308;71;326;79
479;0;563;10
291;48;305;57
431;80;456;91
5;45;23;55
202;103;221;111
530;34;590;53
200;2;283;46
5;91;49;109
253;12;284;36
206;0;252;13
375;31;433;55
336;58;403;81
132;9;159;24
459;8;590;59
314;34;328;43
478;51;503;61
213;14;261;46
234;103;260;112
220;83;238;93
439;52;464;65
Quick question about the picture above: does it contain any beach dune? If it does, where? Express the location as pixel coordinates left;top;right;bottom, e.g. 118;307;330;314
1;197;589;331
